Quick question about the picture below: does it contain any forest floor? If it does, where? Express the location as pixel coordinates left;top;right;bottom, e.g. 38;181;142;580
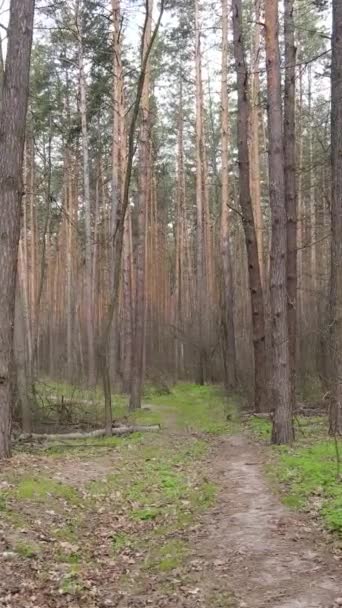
0;384;341;607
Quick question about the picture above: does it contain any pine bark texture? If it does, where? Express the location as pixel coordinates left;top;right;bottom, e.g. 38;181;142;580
0;0;35;458
232;0;268;412
284;0;297;411
129;0;152;411
220;0;237;391
329;0;342;435
264;0;293;443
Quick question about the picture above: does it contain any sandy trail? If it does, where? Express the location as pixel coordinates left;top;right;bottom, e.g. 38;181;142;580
187;435;341;608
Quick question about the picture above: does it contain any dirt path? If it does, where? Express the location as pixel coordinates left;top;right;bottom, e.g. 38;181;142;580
188;435;341;608
1;430;341;608
115;434;341;608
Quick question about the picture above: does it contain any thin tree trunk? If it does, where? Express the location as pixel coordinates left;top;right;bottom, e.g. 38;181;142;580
232;0;268;412
99;0;165;430
264;0;293;443
220;0;237;390
129;0;152;411
15;287;32;433
195;0;206;385
329;0;342;436
0;0;35;458
297;67;304;358
77;4;96;386
249;0;265;289
284;0;297;412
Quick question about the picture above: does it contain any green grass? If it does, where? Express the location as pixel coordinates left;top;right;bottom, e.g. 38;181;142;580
33;380;239;436
0;382;234;597
15;541;40;558
246;415;342;536
147;383;239;434
145;538;188;572
15;477;79;504
275;440;342;533
246;416;271;440
0;494;7;511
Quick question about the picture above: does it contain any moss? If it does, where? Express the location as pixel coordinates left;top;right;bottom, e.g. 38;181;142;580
246;416;272;441
56;550;81;565
53;523;79;541
145;539;188;572
15;541;40;558
0;494;7;512
58;573;83;596
111;531;133;553
15;477;79;504
132;507;160;521
210;591;238;607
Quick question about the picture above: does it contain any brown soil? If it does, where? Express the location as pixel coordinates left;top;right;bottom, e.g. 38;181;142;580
190;435;341;607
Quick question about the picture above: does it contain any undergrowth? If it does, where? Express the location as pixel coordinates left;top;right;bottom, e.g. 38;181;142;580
146;383;240;434
0;383;231;598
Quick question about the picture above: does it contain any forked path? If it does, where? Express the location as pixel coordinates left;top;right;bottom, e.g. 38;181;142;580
187;435;341;608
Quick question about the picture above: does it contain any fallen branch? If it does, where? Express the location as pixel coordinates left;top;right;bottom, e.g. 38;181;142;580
18;424;160;442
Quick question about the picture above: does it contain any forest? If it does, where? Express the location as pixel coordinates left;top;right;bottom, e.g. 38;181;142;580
0;0;341;606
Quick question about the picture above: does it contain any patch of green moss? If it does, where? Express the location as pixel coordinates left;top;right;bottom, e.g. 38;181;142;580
246;416;272;441
111;531;133;553
0;494;7;512
191;480;217;509
56;550;81;565
15;541;40;558
58;572;83;596
53;523;79;542
210;591;238;607
145;539;188;572
15;477;79;504
132;507;160;521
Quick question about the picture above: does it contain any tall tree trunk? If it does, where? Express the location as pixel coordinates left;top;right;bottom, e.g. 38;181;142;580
98;0;165;430
249;0;265;289
122;210;133;392
195;0;206;385
307;64;318;368
329;0;342;436
0;0;35;458
174;80;186;379
232;0;268;412
77;4;96;386
129;0;152;411
284;0;297;411
264;0;293;443
220;0;237;390
297;67;304;363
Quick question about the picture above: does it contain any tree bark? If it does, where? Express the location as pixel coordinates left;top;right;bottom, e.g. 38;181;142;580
0;0;35;458
129;0;153;411
329;0;342;436
220;0;237;390
284;0;297;412
195;0;206;385
264;0;293;443
249;0;265;290
232;0;268;412
77;3;96;386
99;0;165;429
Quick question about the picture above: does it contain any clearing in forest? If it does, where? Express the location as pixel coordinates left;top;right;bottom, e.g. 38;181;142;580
0;385;341;608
